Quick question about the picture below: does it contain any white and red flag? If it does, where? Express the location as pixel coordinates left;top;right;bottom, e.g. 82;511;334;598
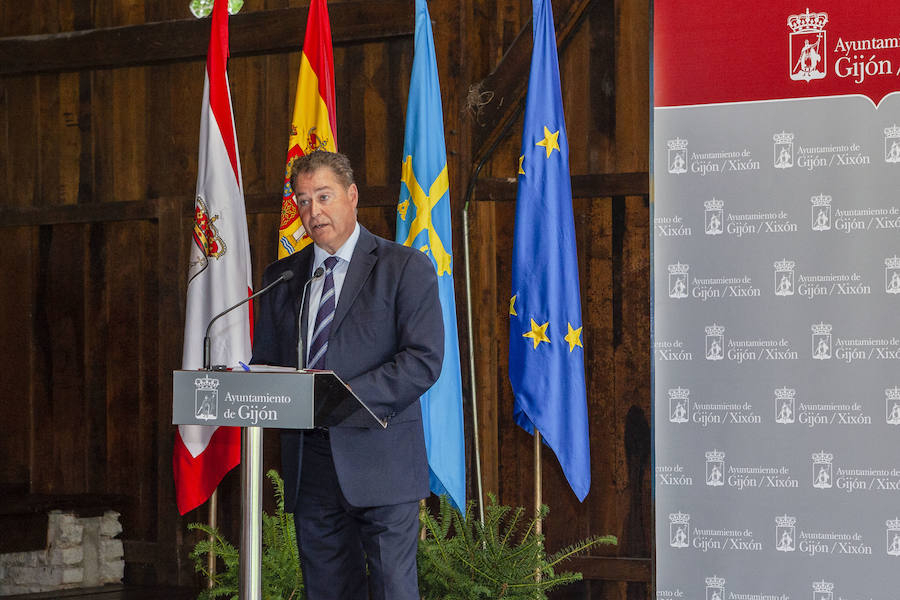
173;0;252;515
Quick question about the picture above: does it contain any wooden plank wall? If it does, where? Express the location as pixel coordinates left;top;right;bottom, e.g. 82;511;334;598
0;0;650;597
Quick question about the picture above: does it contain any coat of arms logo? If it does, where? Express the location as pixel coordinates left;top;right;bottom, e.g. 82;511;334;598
705;449;725;486
669;387;690;423
668;263;690;299
886;387;900;425
811;322;832;360
669;512;690;548
885;256;900;294
774;259;795;296
887;518;900;556
705;323;725;361
788;9;828;82
194;374;220;421
812;580;833;600
189;195;228;282
667;138;688;174
304;126;330;155
811;194;832;231
885;124;900;163
704;199;724;235
775;387;796;424
812;451;833;489
774;132;795;169
776;515;797;551
706;575;725;600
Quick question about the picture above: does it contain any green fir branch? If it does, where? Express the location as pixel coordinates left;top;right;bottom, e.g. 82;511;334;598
188;474;617;600
417;494;617;600
189;471;302;600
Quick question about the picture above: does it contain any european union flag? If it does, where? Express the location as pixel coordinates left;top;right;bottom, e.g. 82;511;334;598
509;0;590;502
396;0;466;513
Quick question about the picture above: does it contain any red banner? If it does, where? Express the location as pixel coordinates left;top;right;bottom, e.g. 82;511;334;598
655;2;900;106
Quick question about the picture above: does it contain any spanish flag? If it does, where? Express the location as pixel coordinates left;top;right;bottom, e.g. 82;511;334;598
277;0;338;258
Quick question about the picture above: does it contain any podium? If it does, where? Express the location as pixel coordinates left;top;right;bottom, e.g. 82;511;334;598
173;368;385;599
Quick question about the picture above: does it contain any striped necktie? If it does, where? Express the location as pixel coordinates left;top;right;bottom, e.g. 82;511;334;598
307;256;339;370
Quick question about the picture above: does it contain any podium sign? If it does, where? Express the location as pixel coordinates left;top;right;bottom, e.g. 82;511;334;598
173;369;384;430
173;370;313;428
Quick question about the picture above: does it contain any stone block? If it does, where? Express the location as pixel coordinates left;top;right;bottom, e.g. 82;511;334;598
62;567;84;584
36;565;63;587
99;559;124;584
48;513;84;548
7;564;61;588
50;545;83;566
1;508;127;594
100;539;124;561
81;517;100;586
8;565;39;584
1;551;38;567
99;511;123;538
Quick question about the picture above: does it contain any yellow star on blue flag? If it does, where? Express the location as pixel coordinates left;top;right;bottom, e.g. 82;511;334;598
508;0;590;502
523;318;551;349
536;126;560;158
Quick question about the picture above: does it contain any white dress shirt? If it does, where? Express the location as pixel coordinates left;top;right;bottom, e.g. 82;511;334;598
301;222;361;366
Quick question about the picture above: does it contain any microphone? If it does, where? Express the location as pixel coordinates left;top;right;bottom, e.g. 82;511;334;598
203;270;294;370
298;267;326;368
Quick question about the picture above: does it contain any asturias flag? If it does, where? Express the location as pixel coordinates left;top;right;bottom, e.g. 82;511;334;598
278;0;338;258
396;0;466;513
508;0;590;502
173;0;253;515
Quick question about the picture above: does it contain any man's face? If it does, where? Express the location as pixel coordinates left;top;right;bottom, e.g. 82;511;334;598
294;167;359;254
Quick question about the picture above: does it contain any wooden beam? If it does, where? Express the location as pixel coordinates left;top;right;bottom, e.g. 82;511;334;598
0;200;159;228
475;172;649;201
0;184;405;228
0;2;414;76
123;540;159;565
0;173;647;228
468;0;594;169
566;556;652;582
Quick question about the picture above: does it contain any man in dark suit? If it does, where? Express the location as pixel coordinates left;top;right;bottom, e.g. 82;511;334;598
251;151;443;600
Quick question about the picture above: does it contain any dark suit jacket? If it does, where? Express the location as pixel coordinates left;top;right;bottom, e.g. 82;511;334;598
251;226;444;510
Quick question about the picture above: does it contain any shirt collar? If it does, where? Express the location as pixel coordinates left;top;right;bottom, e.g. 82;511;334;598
313;222;361;269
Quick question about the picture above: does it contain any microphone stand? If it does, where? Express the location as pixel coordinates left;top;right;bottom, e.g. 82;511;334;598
199;270;292;598
203;271;293;370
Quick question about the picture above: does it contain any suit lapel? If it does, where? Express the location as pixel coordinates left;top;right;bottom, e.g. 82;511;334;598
285;247;314;356
284;250;311;298
332;226;377;335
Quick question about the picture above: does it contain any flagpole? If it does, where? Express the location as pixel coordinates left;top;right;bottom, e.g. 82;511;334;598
207;490;217;588
534;430;542;533
239;427;263;599
462;205;485;526
461;75;525;528
534;429;542;582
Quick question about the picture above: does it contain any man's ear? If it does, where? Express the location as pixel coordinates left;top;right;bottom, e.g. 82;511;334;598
349;183;359;209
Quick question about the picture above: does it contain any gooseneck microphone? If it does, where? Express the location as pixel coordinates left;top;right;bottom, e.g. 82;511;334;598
298;266;326;368
203;270;295;370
